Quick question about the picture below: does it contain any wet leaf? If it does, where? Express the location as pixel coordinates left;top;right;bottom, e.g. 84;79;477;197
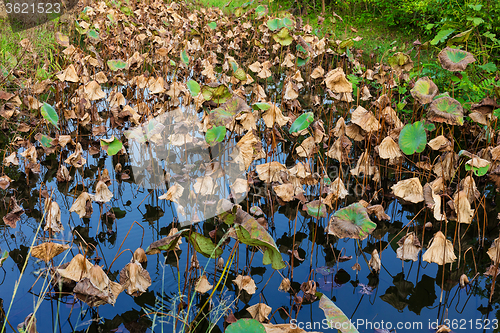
398;121;427;155
289;112;314;133
40;102;59;128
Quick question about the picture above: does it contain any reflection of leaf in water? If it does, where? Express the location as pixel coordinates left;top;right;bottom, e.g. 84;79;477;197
143;204;164;223
9;245;29;272
408;274;436;315
380;286;408;311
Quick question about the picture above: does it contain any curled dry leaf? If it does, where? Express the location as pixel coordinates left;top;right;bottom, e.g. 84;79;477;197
56;165;72;182
422;231;457;265
487;238;500;263
351;106;380;132
159;183;184;203
427;135;451;151
31;242;69;263
69;192;94;218
366;205;390;221
84;81;106;100
74;265;123;306
273;183;294;202
296;136;317;158
396;232;421;262
233;275;257;294
133;248;147;266
453;191;474;224
246;303;272;322
119;260;152;296
65;142;86;168
262;103;289;128
324;67;352;93
3;197;24;228
376;136;402;163
391;177;424;203
56;64;79;82
369;249;381;273
256;161;287;183
56;253;93;282
4;152;19;166
278;278;291;292
94;181;113;203
195;274;213;294
44;200;63;233
326;135;352;164
0;175;12;190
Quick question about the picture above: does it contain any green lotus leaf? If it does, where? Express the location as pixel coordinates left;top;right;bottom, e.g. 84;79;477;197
233;67;247;81
201;83;232;104
186;232;223;258
87;29;100;41
388;52;413;72
410;77;438;104
304;200;327;219
254;5;267;16
428;96;464;125
226;207;286;270
107;59;127;71
273;28;293;46
289;112;314;133
41;102;59;128
438;47;475;71
465;157;490;176
431;28;455;45
181;50;190;66
327;203;376;240
267;18;282;31
319;295;359;333
226;319;266;333
207;22;217;30
100;137;123;156
252;102;271;111
399;121;427;155
186;79;201;97
447;28;474;46
39;135;53;148
205;126;226;145
478;62;497;73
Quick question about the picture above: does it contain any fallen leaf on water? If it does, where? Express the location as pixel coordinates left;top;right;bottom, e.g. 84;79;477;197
319;295;359;333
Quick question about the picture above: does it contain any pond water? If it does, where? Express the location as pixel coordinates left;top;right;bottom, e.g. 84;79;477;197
1;115;499;333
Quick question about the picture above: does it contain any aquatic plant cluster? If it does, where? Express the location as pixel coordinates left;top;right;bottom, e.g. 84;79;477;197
0;0;500;332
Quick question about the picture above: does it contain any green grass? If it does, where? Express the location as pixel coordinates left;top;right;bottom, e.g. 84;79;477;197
0;17;58;89
196;0;419;63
